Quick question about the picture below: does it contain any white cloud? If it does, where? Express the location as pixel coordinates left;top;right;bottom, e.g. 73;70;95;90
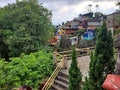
0;0;118;25
48;1;117;25
57;6;69;15
0;0;16;7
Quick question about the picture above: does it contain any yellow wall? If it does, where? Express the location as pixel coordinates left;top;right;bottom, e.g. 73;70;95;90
58;29;66;36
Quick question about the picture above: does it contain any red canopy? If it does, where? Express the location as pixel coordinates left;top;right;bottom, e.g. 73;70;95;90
102;74;120;90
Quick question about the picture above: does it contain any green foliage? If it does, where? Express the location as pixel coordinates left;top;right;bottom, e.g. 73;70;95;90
84;21;115;90
94;28;100;40
60;36;71;49
0;34;9;61
0;0;54;58
74;29;86;37
69;46;82;90
0;50;53;89
82;77;89;90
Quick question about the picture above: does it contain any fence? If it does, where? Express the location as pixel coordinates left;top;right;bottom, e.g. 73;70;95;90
42;47;94;90
41;56;65;90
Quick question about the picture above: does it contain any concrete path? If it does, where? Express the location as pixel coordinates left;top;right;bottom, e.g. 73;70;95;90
61;55;90;81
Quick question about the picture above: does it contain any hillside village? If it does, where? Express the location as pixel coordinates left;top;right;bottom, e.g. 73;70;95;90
1;0;120;90
50;11;120;47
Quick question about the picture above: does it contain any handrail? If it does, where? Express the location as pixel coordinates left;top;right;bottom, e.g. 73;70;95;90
12;46;117;90
42;57;64;90
58;47;94;54
67;52;90;60
42;47;94;90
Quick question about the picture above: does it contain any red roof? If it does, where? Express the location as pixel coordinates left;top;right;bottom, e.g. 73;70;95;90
102;74;120;90
49;38;57;45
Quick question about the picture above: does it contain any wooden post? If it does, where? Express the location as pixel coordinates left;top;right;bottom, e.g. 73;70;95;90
87;48;90;54
63;55;67;69
53;51;57;65
88;48;90;54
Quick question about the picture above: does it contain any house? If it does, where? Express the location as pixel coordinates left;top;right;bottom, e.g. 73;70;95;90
78;25;86;30
106;11;120;30
64;27;79;35
71;18;80;27
87;19;101;30
81;30;95;40
65;21;72;27
57;29;66;36
70;36;78;45
78;12;93;21
57;12;105;37
71;12;94;28
49;38;57;46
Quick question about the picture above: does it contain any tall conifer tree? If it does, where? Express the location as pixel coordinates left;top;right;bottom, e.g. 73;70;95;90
84;21;115;90
69;46;82;90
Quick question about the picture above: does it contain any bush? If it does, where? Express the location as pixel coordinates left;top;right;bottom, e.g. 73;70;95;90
0;50;53;90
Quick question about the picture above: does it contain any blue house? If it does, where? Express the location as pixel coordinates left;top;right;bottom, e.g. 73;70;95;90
82;30;95;40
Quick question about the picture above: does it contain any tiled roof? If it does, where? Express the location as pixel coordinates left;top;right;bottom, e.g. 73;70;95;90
49;38;57;45
102;74;120;90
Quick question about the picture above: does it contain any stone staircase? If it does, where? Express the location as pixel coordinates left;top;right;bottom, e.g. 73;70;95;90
51;69;69;90
49;49;90;90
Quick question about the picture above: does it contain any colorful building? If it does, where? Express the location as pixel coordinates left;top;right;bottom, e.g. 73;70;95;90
82;30;95;40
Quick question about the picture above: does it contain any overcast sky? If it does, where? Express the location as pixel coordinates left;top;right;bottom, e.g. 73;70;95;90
0;0;119;25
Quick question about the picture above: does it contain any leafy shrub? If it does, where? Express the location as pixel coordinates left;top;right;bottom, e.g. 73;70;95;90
0;50;53;90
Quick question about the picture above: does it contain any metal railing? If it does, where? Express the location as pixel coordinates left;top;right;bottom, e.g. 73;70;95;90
58;47;94;55
42;47;94;90
12;46;118;90
42;56;64;90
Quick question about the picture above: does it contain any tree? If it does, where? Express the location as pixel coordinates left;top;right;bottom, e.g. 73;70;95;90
85;21;115;90
60;36;71;49
0;31;10;61
82;53;93;90
0;50;53;89
69;46;82;90
0;0;54;58
82;77;89;90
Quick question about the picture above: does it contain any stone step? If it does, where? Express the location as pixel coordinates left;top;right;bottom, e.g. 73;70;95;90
58;70;68;79
50;69;69;90
56;76;69;84
53;79;68;90
51;83;68;90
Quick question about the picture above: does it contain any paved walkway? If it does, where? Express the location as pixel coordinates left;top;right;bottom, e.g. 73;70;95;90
61;55;90;81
